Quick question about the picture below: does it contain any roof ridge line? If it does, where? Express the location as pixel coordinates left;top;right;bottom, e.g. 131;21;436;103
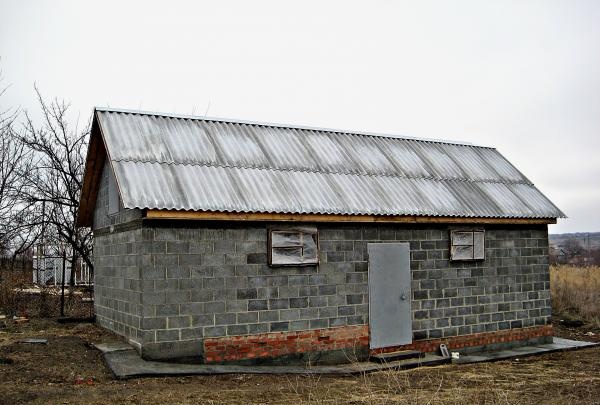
94;106;494;149
111;157;534;186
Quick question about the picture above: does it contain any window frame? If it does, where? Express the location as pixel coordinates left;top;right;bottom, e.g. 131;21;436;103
449;229;485;261
268;226;319;266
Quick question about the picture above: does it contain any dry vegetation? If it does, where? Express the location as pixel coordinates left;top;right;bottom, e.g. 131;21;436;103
550;265;600;327
0;269;93;319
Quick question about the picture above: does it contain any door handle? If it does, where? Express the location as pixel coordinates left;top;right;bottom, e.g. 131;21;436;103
400;294;406;301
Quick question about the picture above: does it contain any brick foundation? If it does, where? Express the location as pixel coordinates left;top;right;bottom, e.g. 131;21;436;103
203;324;553;363
203;325;369;363
371;325;553;354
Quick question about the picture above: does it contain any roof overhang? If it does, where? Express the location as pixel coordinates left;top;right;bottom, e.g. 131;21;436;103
76;111;107;227
145;209;557;225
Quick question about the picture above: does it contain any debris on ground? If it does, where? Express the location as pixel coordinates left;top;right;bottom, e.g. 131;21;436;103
559;318;584;327
12;316;29;324
74;377;94;385
19;338;48;345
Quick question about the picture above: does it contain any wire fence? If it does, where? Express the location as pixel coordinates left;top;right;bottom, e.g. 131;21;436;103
32;255;92;286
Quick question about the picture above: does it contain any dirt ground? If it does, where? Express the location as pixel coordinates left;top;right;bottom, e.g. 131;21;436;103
0;319;598;405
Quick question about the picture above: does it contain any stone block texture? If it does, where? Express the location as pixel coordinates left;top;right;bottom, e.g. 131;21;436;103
93;161;142;230
92;173;552;362
93;228;143;342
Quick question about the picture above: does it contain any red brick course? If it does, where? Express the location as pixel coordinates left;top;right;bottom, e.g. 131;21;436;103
203;325;368;363
370;325;553;355
202;324;553;363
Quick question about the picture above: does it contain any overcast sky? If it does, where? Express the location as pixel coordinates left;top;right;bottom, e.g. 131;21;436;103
1;0;598;233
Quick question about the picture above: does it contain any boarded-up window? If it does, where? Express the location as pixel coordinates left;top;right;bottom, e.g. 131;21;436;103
450;230;485;261
268;227;318;266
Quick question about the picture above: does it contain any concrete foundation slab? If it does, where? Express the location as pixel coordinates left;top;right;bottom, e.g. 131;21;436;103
98;338;598;379
453;338;598;364
102;349;450;379
94;342;137;354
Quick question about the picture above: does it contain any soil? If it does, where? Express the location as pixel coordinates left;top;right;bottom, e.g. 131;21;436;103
0;318;598;405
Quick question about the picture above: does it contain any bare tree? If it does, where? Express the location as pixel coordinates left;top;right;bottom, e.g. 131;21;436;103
19;87;92;283
0;76;40;265
562;238;584;260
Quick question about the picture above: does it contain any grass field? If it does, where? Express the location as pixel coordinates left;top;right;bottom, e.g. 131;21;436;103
550;265;600;327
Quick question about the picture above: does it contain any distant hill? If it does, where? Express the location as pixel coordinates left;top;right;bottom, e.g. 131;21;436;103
549;232;600;249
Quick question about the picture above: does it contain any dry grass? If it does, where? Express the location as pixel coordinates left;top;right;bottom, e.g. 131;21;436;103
550;265;600;327
0;269;33;317
0;267;92;318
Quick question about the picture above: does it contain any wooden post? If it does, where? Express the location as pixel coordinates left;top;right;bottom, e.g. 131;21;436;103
60;250;66;317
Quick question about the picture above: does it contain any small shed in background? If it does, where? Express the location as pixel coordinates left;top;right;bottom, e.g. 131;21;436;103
77;108;564;364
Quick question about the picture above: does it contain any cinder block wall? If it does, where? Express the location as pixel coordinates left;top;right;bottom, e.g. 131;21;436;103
94;228;143;342
132;222;550;361
93;162;143;343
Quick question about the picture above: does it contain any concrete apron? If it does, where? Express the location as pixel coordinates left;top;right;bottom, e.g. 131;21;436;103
95;337;598;380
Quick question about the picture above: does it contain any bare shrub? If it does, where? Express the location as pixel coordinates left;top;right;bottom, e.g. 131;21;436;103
0;266;31;316
551;265;600;327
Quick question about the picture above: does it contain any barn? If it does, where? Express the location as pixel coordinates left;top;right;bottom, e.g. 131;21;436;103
77;107;564;364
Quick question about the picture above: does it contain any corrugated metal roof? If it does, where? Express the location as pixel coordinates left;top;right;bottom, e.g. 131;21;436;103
95;108;565;219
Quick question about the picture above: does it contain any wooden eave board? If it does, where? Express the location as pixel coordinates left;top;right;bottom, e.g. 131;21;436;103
145;209;556;225
76;116;106;227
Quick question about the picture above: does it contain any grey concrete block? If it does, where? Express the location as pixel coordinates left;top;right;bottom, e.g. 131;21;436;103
203;326;226;337
280;309;301;321
140;339;203;361
237;312;258;324
288;297;307;308
226;300;247;312
167;241;190;254
141;317;167;330
204;301;226;313
268;276;288;287
156;304;179;317
270;321;289;332
227;324;249;336
203;254;225;266
156;329;180;342
269;299;289;310
168;316;191;329
248;323;269;334
190;289;213;302
191;314;214;327
248;300;268;311
247;253;267;264
213;313;236;325
203;278;225;289
166;291;190;304
237;288;258;300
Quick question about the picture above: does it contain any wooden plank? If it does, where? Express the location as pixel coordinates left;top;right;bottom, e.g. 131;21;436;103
76;117;106;227
145;209;557;225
